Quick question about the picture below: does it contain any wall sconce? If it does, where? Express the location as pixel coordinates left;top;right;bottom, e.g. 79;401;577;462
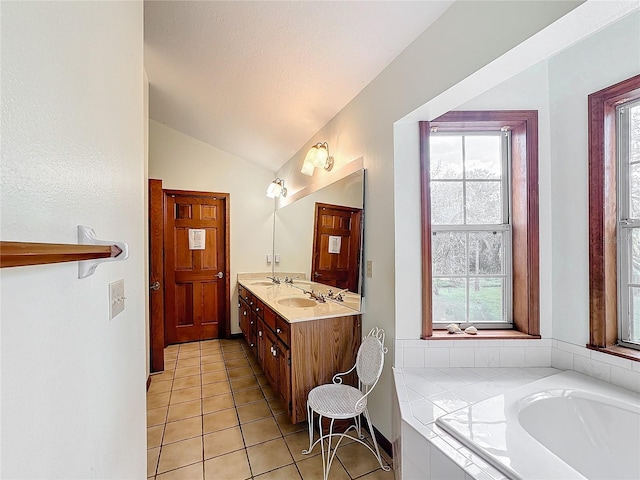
301;142;334;176
266;178;287;198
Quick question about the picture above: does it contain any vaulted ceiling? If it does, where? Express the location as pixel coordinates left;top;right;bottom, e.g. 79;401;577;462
144;1;453;171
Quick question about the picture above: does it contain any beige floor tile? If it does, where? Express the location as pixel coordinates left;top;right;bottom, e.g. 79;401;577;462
165;344;179;353
174;366;201;378
357;467;395;480
178;350;201;360
202;393;235;414
147;425;165;449
254;463;302;480
163;416;203;444
200;339;220;346
148;447;160;477
255;373;269;386
203;408;239;434
237;399;272;424
241;416;281;446
170;386;201;404
157;436;203;474
202;381;231;398
147;406;168;427
246;438;294;476
200;361;225;374
261;384;277;400
203;449;251;480
225;357;250;369
201;370;227;385
179;342;201;352
275;414;307;435
151;370;175;382
283;431;317;462
223;350;246;360
203;426;245;459
176;356;200;368
221;342;243;352
251;364;265;376
156;462;204;480
336;441;386;478
268;397;286;416
147;392;171;409
172;375;201;391
233;386;265;405
295;453;350;480
200;353;223;365
164;352;178;360
148;379;173;395
167;399;201;422
231;375;258;391
200;345;222;355
163;360;177;372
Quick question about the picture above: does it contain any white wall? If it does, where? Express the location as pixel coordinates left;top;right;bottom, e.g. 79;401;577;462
148;120;275;335
549;12;640;345
275;1;582;440
1;2;146;478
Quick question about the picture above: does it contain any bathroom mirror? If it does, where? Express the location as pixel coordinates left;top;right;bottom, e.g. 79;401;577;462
273;169;365;311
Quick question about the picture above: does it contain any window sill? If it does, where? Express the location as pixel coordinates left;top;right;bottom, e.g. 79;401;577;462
587;344;640;363
427;329;541;340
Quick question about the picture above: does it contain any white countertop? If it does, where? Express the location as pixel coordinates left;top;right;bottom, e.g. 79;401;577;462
238;274;361;323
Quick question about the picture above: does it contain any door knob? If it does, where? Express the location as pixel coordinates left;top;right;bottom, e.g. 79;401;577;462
216;271;224;278
150;281;161;291
314;272;321;277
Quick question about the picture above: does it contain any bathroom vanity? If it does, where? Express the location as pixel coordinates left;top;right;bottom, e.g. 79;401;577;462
238;275;361;424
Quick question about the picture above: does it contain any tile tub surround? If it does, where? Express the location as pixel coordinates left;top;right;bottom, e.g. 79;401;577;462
238;274;362;322
394;338;640;394
394;367;561;480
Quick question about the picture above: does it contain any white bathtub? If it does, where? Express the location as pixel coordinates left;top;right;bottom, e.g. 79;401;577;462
436;370;640;479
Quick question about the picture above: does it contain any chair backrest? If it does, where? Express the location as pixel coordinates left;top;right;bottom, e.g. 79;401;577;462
355;327;387;391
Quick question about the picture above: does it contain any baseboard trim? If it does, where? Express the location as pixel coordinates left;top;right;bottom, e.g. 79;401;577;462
372;424;393;459
146;375;151;392
229;333;243;339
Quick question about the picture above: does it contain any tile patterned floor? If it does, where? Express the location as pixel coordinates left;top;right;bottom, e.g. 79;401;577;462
147;339;394;480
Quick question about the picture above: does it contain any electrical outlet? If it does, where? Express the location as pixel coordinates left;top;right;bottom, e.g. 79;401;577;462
109;279;125;319
367;261;373;278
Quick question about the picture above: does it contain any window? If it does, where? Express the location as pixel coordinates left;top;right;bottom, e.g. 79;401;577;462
420;111;539;338
589;74;640;356
430;132;512;328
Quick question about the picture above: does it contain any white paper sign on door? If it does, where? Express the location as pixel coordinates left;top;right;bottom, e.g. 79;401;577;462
328;235;342;254
189;229;206;250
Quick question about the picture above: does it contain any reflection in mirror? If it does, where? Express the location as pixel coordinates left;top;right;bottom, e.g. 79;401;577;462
273;169;364;311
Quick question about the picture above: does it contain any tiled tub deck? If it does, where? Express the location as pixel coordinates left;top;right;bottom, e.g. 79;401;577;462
393;366;562;480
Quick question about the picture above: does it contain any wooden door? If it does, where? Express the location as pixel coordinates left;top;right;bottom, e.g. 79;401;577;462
311;203;362;292
164;190;229;344
149;179;165;373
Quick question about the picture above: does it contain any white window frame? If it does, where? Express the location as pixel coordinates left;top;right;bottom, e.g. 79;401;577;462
617;97;640;349
430;131;513;329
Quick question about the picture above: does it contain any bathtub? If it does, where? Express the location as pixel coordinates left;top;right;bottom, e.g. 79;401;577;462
436;370;640;480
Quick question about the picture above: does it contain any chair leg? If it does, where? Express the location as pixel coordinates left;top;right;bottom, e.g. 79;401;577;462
302;402;314;455
363;408;390;472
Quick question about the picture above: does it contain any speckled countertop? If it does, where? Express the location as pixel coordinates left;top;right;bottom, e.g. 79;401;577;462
238;273;361;323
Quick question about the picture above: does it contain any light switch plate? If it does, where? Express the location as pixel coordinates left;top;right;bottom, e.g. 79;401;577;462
367;261;373;278
109;279;125;319
266;254;273;264
275;254;281;264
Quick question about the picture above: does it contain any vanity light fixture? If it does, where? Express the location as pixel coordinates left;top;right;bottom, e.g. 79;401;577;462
301;142;334;176
266;178;287;198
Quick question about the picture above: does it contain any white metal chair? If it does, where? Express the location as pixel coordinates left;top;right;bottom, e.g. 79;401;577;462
302;327;390;480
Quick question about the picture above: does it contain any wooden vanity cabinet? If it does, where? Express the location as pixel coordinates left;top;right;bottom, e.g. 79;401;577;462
238;283;361;423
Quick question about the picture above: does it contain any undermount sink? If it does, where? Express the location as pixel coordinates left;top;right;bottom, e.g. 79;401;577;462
277;297;317;308
250;281;275;286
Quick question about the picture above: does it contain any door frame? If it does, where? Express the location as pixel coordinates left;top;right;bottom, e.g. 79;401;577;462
163;188;231;340
149;179;165;373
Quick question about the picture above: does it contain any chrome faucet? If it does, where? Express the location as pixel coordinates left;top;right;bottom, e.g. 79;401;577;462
304;289;326;303
283;275;299;284
327;288;349;302
266;276;281;284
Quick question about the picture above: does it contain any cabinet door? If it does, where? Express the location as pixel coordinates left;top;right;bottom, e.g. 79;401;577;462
257;318;266;365
276;339;291;413
263;327;279;389
239;301;250;342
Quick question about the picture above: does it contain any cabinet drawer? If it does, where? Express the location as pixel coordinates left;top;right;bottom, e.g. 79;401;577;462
275;316;290;346
253;298;265;319
263;304;276;331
